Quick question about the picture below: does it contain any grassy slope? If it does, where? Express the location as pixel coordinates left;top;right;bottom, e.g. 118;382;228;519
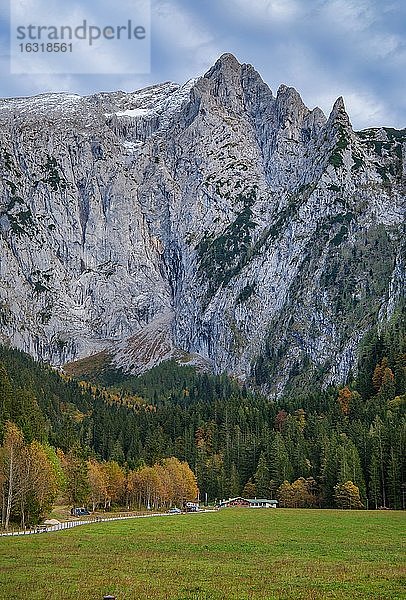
1;509;404;600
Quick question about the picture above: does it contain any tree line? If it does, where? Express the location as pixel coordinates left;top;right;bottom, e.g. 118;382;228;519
0;420;197;528
0;306;404;524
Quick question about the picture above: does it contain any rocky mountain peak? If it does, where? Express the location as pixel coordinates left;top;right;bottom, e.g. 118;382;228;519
276;83;304;102
200;53;246;111
327;96;352;129
0;55;404;394
309;106;327;127
206;52;242;76
202;53;275;118
275;84;309;129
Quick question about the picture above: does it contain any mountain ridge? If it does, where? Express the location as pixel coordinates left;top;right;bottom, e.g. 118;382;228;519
0;53;404;393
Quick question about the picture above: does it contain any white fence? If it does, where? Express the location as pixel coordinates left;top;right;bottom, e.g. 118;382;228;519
0;509;212;538
0;512;170;537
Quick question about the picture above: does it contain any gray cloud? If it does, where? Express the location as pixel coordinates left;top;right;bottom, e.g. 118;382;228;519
0;0;404;129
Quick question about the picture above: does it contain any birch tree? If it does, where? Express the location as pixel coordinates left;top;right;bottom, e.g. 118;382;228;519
1;422;24;529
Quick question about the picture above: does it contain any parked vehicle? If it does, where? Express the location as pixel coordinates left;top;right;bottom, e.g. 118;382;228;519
71;507;90;517
168;507;182;514
184;502;199;512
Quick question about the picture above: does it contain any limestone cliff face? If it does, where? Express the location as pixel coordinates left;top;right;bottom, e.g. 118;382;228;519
0;54;404;392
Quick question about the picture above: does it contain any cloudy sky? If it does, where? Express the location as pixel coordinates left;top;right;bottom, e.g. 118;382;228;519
0;0;405;130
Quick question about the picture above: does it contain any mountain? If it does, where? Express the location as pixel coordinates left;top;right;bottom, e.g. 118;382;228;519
0;53;404;393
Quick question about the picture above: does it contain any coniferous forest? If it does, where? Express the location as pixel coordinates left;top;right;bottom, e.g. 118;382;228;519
0;305;405;526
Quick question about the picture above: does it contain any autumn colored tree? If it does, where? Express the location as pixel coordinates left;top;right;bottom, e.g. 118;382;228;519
334;481;364;509
276;478;318;508
0;421;24;528
126;468;143;509
162;457;198;506
276;481;294;507
378;367;396;402
101;461;125;509
0;424;60;527
87;459;107;511
290;477;318;508
372;357;390;392
154;463;172;508
337;387;352;416
20;441;59;525
294;409;306;432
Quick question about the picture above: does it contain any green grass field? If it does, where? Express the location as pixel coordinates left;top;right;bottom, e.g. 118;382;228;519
1;509;405;599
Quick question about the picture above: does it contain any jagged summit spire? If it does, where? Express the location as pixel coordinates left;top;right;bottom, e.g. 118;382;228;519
333;96;345;112
275;83;309;128
276;84;306;107
328;96;352;128
205;53;242;79
199;53;246;110
217;52;241;67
